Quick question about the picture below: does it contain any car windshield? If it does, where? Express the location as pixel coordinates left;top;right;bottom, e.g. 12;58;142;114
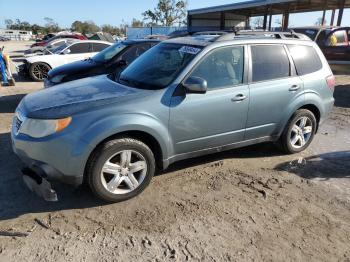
93;42;127;63
293;28;319;40
118;43;203;90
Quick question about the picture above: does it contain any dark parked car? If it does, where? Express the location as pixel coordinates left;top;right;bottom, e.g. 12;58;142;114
44;39;160;87
293;26;350;72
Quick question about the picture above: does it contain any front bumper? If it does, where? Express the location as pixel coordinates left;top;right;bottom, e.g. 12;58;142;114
11;116;92;187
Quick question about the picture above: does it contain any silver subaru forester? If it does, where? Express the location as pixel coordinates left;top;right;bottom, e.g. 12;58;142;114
12;32;335;202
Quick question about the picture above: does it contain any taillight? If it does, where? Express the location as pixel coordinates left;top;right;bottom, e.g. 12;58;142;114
326;75;335;91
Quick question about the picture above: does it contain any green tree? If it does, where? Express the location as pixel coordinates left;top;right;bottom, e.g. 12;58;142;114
71;20;100;34
101;24;120;35
43;17;60;33
4;19;13;29
142;0;187;26
131;18;144;27
315;17;327;26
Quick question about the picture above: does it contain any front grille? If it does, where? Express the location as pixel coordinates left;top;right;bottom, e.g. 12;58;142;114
14;112;24;135
15;116;22;131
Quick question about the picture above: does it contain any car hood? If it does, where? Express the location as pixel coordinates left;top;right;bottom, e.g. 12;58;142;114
47;59;100;80
19;75;151;119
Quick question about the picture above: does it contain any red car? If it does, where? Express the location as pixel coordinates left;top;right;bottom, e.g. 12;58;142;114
31;34;87;48
293;26;350;73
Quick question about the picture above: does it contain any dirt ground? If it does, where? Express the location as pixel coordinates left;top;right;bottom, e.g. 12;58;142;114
0;42;349;262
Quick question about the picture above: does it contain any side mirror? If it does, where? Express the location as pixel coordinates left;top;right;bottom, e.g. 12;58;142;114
183;76;207;94
117;59;128;66
61;49;71;55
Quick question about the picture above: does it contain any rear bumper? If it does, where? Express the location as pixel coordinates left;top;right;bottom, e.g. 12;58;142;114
319;97;335;126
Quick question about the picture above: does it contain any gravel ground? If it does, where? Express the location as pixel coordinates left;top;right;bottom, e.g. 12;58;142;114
0;42;349;262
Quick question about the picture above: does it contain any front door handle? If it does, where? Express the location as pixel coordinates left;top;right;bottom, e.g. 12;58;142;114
289;85;301;91
231;94;247;102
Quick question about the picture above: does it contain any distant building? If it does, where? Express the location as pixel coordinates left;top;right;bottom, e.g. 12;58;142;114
0;29;33;40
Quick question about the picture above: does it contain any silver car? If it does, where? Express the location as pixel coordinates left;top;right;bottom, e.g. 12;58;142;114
12;32;335;202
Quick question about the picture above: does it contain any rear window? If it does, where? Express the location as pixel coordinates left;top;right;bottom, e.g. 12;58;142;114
287;45;322;75
293;29;319;40
251;45;290;82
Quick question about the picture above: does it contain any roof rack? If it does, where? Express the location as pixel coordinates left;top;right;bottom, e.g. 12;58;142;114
193;31;229;36
236;30;310;40
208;30;311;42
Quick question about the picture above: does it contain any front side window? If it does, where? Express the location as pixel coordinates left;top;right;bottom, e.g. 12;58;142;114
93;42;127;63
69;43;90;54
188;46;244;89
118;43;202;90
251;45;290;82
288;45;322;75
326;30;347;46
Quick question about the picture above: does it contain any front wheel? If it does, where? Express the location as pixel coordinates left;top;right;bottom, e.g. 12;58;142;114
86;138;155;202
279;109;317;154
29;62;51;81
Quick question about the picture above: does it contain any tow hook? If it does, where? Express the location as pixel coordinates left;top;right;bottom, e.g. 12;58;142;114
22;167;58;202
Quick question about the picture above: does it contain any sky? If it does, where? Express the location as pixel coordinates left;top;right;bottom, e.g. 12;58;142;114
0;0;349;29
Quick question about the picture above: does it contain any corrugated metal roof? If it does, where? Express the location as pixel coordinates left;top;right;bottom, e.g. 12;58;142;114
188;0;294;15
188;0;350;16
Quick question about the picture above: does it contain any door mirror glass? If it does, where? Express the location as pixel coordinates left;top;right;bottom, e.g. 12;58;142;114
117;59;128;67
183;76;207;93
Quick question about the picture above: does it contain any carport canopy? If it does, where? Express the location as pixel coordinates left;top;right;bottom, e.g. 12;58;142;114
188;0;350;31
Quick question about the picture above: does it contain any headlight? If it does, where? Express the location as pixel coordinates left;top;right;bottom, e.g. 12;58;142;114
19;117;72;138
51;74;66;84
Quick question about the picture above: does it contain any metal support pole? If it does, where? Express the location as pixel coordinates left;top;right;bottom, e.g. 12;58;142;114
282;12;289;31
330;9;335;26
263;13;268;30
220;11;225;30
268;13;272;30
245;16;250;29
337;2;345;26
187;15;192;32
321;10;326;25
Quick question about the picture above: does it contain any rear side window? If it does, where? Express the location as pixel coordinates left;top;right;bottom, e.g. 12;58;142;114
287;45;322;75
92;43;110;52
251;45;290;82
69;43;91;54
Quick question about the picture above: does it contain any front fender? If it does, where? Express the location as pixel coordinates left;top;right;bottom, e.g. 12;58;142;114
79;113;173;163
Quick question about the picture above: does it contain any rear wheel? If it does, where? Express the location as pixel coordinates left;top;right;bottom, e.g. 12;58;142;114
279;109;317;154
29;62;51;81
86;137;155;202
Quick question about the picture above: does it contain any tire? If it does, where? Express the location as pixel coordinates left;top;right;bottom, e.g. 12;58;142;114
279;109;317;154
86;137;155;202
29;62;51;81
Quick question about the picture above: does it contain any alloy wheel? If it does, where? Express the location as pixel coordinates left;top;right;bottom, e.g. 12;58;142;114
32;63;50;80
289;116;313;149
100;150;147;194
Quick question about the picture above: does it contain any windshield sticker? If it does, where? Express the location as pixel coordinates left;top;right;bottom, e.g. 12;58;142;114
179;46;201;55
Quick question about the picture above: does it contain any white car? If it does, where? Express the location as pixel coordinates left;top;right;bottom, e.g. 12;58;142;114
24;38;77;57
24;40;113;81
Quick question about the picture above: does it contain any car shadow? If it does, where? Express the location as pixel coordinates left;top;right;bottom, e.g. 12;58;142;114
274;151;350;180
0;93;26;113
334;84;350;108
0;132;106;221
0;128;282;221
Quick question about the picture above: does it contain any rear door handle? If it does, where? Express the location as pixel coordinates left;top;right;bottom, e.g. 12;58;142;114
231;94;247;102
289;85;301;91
